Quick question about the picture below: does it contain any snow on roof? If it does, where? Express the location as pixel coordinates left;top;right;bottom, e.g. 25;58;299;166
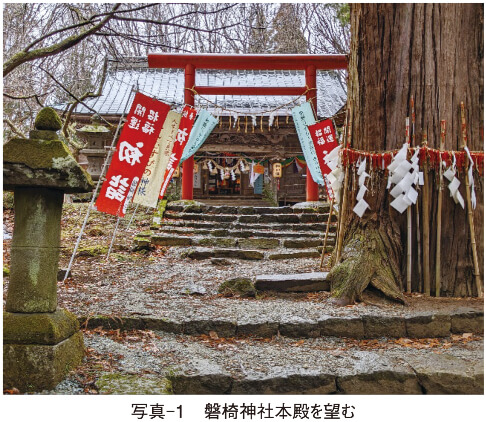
70;58;347;118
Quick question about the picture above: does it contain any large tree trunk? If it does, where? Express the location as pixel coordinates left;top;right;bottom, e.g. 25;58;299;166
328;4;483;302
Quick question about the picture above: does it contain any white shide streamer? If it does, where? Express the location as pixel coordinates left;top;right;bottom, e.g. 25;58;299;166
324;145;344;205
443;153;465;209
464;146;477;209
353;157;370;218
387;144;422;214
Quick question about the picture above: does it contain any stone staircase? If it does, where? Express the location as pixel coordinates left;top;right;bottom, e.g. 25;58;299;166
136;201;337;260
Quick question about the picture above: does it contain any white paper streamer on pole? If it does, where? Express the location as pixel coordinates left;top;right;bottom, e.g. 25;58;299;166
464;146;476;209
324;145;343;204
443;153;465;209
387;143;420;214
353;157;370;218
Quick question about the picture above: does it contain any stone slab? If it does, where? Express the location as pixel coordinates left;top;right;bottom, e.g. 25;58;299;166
213;249;264;260
451;309;484;334
362;315;407;338
319;317;365;338
282;239;322;248
96;373;172;394
405;314;452;338
232;373;336;394
268;250;321;260
193;237;237;248
3;331;85;392
151;235;192;247
3;309;79;345
238;238;280;250
403;352;484;394
254;272;329;292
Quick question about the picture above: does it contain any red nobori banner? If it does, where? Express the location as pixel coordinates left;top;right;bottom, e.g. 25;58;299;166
308;119;339;200
95;93;170;216
159;105;197;198
308;119;339;176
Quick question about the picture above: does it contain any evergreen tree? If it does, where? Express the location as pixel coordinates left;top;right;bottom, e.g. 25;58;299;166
271;4;308;54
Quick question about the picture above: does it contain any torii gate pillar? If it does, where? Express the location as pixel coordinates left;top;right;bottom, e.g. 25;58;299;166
182;64;195;200
305;65;320;202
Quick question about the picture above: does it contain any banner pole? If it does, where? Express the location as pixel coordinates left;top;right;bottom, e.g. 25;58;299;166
126;203;140;230
106;216;121;261
319;198;334;269
62;87;134;282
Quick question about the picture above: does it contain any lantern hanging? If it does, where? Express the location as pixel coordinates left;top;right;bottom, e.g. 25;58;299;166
272;162;282;178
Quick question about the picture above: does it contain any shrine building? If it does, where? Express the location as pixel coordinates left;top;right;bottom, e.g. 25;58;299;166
64;55;347;205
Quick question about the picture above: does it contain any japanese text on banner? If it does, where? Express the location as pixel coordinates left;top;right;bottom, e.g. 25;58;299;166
132;110;181;208
308;119;339;199
159;105;197;198
95;93;170;216
291;102;324;185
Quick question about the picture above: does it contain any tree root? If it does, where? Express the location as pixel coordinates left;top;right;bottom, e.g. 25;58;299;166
328;223;406;305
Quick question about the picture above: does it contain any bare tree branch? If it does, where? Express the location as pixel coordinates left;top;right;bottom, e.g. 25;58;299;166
38;65;113;128
4;118;27;139
61;57;110;137
3;4;121;77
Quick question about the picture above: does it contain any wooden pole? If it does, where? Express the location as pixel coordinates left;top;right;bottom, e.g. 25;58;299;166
422;130;431;296
332;110;348;266
435;120;446;297
405;117;412;294
411;96;422;291
320;198;334;269
335;104;352;264
460;102;483;298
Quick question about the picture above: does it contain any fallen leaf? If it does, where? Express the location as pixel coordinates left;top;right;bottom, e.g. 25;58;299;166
462;333;473;339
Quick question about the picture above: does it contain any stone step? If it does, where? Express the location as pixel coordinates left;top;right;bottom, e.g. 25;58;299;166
79;309;484;341
86;330;483;394
164;210;337;224
161;219;337;233
255;272;329;292
142;235;335;250
153;225;335;240
166;203;331;215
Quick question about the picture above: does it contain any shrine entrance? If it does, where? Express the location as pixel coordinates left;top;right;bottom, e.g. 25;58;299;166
148;53;347;202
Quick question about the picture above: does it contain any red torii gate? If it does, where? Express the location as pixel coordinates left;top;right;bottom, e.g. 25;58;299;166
148;53;348;201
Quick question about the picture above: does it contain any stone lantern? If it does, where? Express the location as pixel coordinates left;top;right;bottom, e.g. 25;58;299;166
3;107;94;392
76;114;113;181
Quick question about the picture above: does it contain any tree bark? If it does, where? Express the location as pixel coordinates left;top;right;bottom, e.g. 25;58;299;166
328;4;483;302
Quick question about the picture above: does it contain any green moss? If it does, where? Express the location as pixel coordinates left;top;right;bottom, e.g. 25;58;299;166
34;107;62;131
4;137;70;169
218;277;257;297
3;265;10;276
3;309;79;345
77;245;109;257
3;191;14;209
95;373;172;395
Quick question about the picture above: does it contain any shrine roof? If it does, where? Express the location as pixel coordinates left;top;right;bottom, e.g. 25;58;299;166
64;57;347;119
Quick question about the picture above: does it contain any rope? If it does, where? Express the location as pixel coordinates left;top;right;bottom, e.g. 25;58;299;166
185;86;317;117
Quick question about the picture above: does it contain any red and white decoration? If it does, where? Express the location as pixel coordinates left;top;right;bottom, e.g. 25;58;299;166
95;93;170;216
308;119;339;201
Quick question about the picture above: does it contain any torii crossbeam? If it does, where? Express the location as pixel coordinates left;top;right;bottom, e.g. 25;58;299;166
148;53;348;201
